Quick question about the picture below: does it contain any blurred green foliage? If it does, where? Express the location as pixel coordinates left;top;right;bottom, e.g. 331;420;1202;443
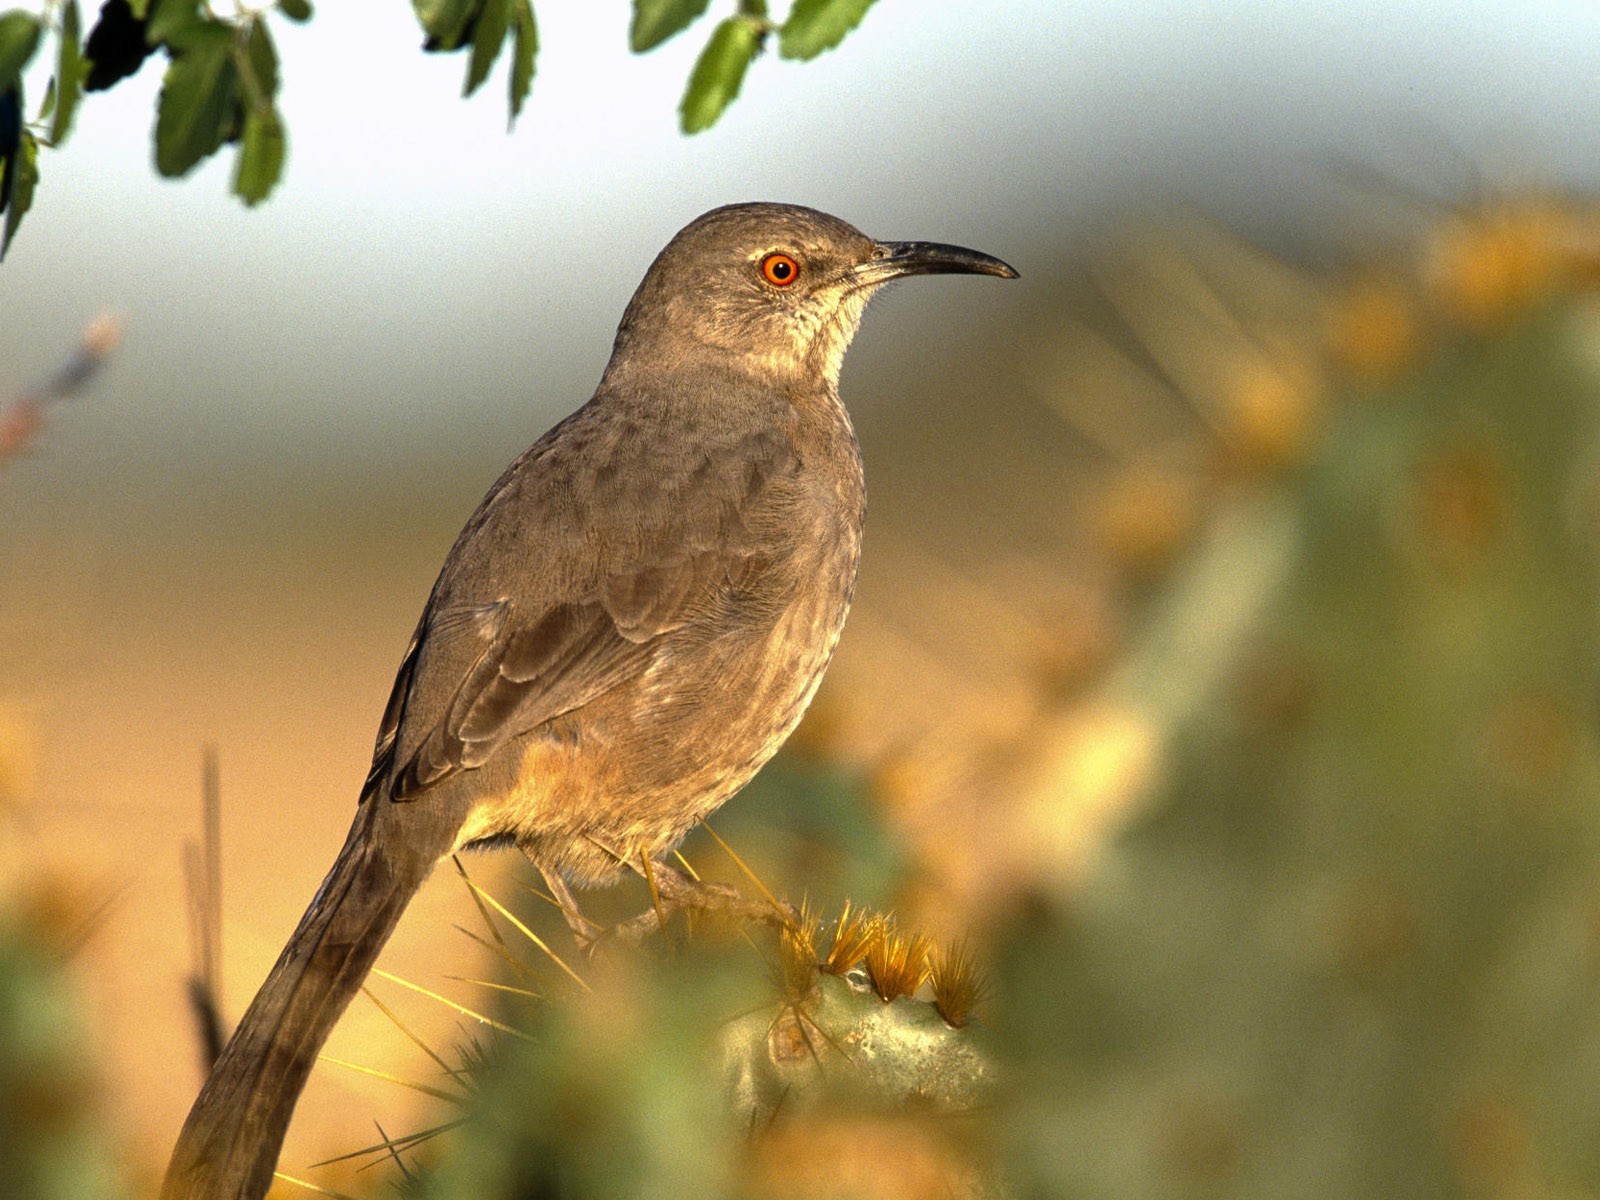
999;295;1600;1197
402;912;997;1200
0;903;125;1200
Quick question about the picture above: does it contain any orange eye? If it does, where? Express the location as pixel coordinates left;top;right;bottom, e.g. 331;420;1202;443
760;252;800;286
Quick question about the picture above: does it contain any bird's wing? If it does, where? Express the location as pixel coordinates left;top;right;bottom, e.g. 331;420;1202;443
387;597;654;799
365;414;802;804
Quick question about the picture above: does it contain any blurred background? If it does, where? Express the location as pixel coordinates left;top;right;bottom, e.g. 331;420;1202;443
5;2;1600;1196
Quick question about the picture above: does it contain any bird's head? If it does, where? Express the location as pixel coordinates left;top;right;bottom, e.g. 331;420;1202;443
608;202;1018;392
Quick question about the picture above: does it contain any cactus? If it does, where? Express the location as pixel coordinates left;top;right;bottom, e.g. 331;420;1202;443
0;897;126;1200
358;893;999;1200
995;203;1600;1198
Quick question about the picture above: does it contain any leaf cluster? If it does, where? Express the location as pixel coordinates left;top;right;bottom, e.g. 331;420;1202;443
414;0;537;127
636;0;881;133
0;0;881;260
0;0;310;258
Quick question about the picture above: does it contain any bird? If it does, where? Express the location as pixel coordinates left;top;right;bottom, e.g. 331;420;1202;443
160;201;1017;1200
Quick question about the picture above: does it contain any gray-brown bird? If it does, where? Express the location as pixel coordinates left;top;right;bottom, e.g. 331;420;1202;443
161;201;1017;1200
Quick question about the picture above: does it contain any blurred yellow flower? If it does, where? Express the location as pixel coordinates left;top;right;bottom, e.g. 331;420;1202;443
1426;201;1566;329
1326;274;1423;385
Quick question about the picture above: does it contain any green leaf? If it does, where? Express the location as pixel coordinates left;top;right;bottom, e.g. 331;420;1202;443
48;0;84;145
414;0;477;50
0;12;42;93
153;21;238;176
679;16;760;134
232;103;282;205
507;0;535;126
128;0;151;17
242;15;278;106
463;0;507;96
778;0;877;60
630;0;709;53
146;0;201;46
1;126;37;260
278;0;312;23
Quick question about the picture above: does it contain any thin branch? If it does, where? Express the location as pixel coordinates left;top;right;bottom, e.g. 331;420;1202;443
0;313;122;465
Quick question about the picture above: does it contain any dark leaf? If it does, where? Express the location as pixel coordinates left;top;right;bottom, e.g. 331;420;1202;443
629;0;709;53
0;11;42;93
48;0;84;144
463;0;507;97
278;0;312;23
415;0;478;51
679;16;760;134
0;81;19;206
153;20;238;176
232;103;282;204
778;0;877;60
507;0;534;126
84;0;154;91
1;125;37;260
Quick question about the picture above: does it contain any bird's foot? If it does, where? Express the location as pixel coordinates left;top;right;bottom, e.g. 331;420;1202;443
607;859;795;947
534;855;795;957
535;863;607;955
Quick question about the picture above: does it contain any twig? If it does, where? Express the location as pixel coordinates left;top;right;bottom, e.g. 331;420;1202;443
0;312;122;464
182;745;226;1073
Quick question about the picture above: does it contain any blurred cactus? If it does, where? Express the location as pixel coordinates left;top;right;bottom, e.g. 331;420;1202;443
995;198;1600;1197
0;895;125;1200
350;891;997;1200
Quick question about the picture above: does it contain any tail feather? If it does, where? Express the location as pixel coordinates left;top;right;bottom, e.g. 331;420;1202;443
162;810;428;1200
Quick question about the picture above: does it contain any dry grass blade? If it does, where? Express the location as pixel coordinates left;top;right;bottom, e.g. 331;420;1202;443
698;819;791;925
458;876;592;993
361;984;461;1081
182;746;225;1070
272;1172;362;1199
199;746;222;1003
308;1119;465;1169
821;901;874;976
929;938;989;1028
514;871;602;938
369;968;535;1041
318;1055;465;1105
452;855;514;957
371;1120;419;1184
453;921;541;983
444;974;541;1000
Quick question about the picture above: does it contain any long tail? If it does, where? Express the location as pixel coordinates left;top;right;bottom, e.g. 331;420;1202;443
161;806;430;1200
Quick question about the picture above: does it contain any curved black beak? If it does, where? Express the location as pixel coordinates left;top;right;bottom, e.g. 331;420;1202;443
854;240;1020;287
